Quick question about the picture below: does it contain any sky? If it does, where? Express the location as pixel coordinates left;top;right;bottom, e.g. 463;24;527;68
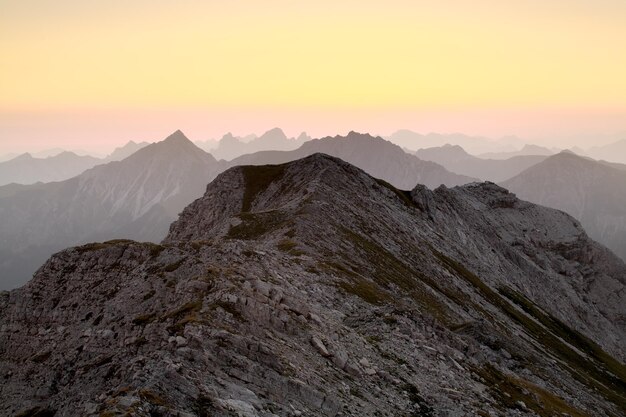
1;0;625;154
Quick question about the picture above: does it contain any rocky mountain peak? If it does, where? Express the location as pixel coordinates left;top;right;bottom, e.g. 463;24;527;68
105;140;149;162
220;132;239;142
258;127;288;142
296;131;311;142
342;131;380;142
14;152;33;160
125;130;214;165
1;154;625;416
161;129;193;146
165;153;362;242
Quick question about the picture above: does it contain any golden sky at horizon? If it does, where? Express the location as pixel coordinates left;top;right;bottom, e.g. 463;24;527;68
1;0;625;151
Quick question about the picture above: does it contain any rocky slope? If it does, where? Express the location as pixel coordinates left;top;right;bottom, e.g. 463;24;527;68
502;151;626;262
0;131;220;289
229;132;475;189
1;154;624;416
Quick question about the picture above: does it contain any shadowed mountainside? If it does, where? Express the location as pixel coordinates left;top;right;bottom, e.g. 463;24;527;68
502;151;626;261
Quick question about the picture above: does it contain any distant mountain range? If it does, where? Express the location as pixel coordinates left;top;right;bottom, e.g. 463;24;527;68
229;132;476;189
0;148;97;161
502;151;626;261
477;144;555;159
386;130;522;154
0;140;149;186
0;152;102;186
586;139;626;164
414;144;549;182
387;131;626;165
196;128;311;161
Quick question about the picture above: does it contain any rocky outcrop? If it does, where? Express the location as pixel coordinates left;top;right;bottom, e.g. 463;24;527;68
1;153;624;416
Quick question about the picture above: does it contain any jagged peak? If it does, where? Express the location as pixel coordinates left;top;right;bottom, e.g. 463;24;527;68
543;150;599;166
220;132;237;140
14;152;33;160
153;130;201;151
54;151;82;158
120;130;212;165
311;131;385;144
296;132;310;141
163;129;191;144
458;181;513;196
345;131;378;140
258;127;287;140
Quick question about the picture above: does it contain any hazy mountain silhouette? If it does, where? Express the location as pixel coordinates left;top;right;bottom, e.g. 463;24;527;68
0;152;102;186
0;152;19;162
103;140;150;162
1;154;624;416
229;131;476;189
502;151;626;261
415;144;548;182
195;132;256;153
0;130;220;289
586;139;626;164
477;144;554;160
0;140;150;186
200;128;311;161
386;130;520;154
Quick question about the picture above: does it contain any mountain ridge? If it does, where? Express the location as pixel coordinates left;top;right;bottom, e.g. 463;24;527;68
1;153;624;416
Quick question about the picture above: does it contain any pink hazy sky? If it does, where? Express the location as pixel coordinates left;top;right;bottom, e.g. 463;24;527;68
1;1;625;154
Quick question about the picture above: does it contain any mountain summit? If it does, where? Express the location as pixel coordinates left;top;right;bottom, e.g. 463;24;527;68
1;154;624;416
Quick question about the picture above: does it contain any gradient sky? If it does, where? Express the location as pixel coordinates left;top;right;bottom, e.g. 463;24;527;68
1;0;625;153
